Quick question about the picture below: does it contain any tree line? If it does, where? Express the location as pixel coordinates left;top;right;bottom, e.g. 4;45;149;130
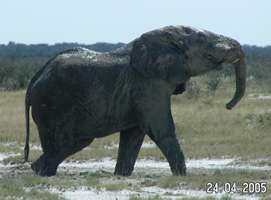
0;42;270;90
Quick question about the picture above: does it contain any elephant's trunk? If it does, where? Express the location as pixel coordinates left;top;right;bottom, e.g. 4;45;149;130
226;55;246;110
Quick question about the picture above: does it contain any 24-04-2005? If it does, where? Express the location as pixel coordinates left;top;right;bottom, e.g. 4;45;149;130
206;182;267;194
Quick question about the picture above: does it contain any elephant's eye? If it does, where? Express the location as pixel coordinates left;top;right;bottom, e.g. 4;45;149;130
206;54;214;60
205;54;218;63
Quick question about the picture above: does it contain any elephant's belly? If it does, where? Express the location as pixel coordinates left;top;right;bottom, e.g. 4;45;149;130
72;109;137;139
72;92;137;138
76;119;137;139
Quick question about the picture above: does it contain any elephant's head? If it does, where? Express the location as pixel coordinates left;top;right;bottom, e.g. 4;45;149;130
130;25;246;109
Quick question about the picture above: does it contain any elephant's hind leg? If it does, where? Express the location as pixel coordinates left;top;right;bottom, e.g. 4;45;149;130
32;117;93;176
32;137;93;176
31;152;61;177
114;127;145;176
31;123;59;176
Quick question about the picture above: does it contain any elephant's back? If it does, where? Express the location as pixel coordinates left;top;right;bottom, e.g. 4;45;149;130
31;47;130;95
53;47;130;67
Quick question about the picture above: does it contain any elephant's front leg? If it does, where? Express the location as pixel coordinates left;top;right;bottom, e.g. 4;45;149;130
148;131;186;175
137;95;186;175
114;127;145;176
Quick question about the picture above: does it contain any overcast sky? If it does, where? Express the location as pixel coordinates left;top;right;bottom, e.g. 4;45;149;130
0;0;270;46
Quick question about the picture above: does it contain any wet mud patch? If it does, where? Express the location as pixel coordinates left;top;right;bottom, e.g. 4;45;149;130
1;153;271;200
59;158;271;175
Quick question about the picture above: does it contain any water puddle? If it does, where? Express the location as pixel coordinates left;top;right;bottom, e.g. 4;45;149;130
59;158;271;173
248;94;271;100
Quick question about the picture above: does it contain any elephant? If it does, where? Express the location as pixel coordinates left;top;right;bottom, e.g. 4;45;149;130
24;25;246;176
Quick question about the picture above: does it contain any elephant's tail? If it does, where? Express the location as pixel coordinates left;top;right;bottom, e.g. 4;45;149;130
24;85;31;162
23;51;72;162
23;58;53;162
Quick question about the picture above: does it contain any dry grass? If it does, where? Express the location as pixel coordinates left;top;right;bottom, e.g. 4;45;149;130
170;79;271;160
0;90;38;143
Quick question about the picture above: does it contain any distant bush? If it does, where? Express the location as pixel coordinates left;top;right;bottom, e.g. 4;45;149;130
0;56;48;90
185;70;226;99
0;42;270;91
185;79;202;99
243;45;271;80
0;42;125;90
206;71;224;95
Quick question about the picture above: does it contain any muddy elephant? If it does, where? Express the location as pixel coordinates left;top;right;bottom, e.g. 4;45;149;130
24;25;246;176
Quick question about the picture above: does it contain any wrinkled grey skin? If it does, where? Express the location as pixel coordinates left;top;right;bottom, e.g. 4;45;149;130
24;26;246;176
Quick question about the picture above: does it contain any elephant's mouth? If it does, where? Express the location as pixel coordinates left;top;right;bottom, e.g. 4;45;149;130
215;57;240;71
214;58;226;71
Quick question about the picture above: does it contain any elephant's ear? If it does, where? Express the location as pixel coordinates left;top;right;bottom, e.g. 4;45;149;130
130;32;187;80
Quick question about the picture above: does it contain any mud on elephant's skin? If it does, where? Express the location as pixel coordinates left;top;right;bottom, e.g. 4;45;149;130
24;25;246;176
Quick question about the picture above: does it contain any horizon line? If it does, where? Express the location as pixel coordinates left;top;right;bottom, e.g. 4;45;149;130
0;41;270;48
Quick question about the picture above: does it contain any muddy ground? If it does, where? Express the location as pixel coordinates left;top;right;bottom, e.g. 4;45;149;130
1;143;271;200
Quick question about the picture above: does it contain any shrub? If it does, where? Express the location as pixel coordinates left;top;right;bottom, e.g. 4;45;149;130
205;71;224;95
185;79;202;99
0;56;47;90
245;112;271;128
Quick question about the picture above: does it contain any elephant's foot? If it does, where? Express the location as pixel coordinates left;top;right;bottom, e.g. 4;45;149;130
31;154;60;177
171;163;187;176
114;163;133;176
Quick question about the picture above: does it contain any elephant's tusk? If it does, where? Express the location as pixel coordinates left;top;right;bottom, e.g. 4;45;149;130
232;58;240;64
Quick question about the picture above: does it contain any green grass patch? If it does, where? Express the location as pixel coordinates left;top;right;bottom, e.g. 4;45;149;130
0;177;64;200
